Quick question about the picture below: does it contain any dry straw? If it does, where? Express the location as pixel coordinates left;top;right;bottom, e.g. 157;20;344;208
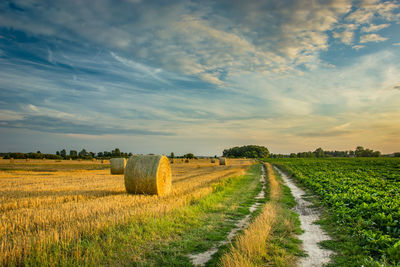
219;157;227;165
110;158;127;174
124;155;171;195
170;158;174;164
211;158;216;163
185;159;189;163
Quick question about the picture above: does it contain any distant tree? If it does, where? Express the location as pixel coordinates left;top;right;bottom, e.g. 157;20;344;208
289;153;297;158
97;152;104;158
78;149;88;158
128;152;133;157
184;153;194;159
56;151;60;156
394;152;400;157
112;148;121;158
170;152;175;158
60;149;67;158
354;146;381;157
222;145;269;158
314;148;325;158
355;146;364;157
70;150;78;158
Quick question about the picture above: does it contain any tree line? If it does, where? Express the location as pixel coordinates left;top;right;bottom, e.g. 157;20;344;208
0;148;133;160
222;145;270;158
270;146;390;158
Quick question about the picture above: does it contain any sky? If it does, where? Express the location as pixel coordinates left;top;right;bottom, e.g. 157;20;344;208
0;0;399;156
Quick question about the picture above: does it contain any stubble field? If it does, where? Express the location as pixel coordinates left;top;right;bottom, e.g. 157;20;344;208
0;158;253;265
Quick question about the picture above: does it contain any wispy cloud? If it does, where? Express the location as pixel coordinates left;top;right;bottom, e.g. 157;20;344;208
0;0;400;154
360;33;388;43
361;23;390;32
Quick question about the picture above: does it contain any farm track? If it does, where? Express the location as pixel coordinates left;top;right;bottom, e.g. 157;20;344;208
0;159;253;265
275;166;333;267
188;164;267;266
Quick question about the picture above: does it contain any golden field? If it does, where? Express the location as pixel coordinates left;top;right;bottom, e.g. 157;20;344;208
0;158;253;265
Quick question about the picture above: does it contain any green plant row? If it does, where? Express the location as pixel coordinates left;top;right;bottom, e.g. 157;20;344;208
266;158;400;265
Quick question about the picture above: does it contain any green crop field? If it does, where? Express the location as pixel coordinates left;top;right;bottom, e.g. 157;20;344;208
267;157;400;266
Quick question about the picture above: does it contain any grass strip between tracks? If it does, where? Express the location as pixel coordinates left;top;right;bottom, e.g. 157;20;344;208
219;162;304;267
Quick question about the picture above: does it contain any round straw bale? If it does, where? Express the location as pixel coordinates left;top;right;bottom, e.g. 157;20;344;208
124;155;171;195
110;158;126;174
210;158;216;163
10;158;14;163
185;158;189;163
219;157;227;165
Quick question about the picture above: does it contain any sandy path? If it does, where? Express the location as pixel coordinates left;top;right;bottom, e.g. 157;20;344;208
274;166;333;267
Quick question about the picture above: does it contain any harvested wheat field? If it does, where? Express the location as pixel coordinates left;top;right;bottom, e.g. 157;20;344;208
0;158;253;265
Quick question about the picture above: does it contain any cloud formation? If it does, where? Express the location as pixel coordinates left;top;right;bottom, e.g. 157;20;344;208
0;0;399;154
360;33;388;43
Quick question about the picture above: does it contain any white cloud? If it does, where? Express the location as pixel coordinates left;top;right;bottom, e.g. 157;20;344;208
352;45;366;50
361;23;390;32
0;110;24;120
360;33;388;43
333;31;354;44
1;0;399;86
346;0;400;24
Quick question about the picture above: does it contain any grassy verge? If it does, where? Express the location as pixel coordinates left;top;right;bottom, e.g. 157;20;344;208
21;164;263;266
218;163;303;267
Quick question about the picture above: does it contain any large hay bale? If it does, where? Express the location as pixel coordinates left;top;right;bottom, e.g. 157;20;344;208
9;158;14;163
219;157;227;165
124;155;171;195
211;158;216;163
110;158;126;174
185;158;189;163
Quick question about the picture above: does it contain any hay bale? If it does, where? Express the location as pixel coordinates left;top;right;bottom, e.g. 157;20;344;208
185;159;189;163
110;158;126;175
211;158;216;163
219;157;227;165
10;158;14;163
124;155;171;195
26;158;30;162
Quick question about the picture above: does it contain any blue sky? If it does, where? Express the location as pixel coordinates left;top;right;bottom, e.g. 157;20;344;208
0;0;399;155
